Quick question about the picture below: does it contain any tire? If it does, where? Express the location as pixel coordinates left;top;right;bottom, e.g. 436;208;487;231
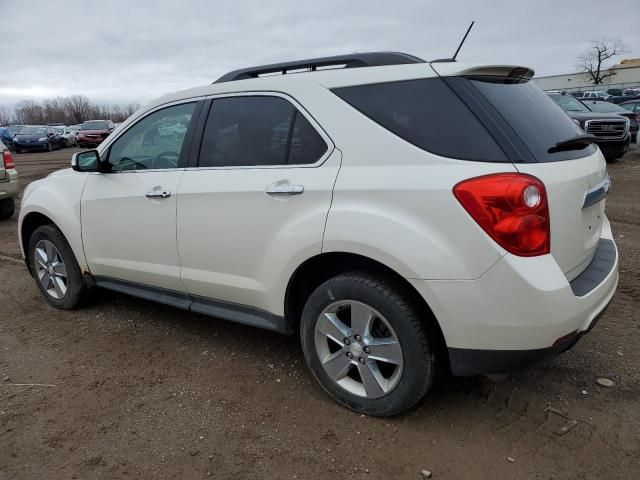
300;271;435;416
0;198;15;220
28;224;85;310
46;142;52;152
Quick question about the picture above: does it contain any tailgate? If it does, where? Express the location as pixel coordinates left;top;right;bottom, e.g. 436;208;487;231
516;150;608;280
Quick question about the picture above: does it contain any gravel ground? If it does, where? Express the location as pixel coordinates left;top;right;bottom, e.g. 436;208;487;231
1;146;639;479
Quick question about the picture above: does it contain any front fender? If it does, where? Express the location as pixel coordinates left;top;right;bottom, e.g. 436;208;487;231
19;171;89;271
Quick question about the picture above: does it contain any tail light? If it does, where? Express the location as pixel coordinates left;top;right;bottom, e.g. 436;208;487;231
453;173;550;257
2;149;15;170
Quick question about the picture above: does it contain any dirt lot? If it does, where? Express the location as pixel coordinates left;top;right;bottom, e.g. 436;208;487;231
1;147;639;479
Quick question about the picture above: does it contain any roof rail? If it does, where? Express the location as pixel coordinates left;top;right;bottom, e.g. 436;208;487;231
213;51;425;84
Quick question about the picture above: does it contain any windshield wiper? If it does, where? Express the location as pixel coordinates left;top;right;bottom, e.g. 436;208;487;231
548;134;596;153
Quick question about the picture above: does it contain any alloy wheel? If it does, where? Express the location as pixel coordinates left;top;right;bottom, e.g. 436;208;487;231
34;240;68;299
314;300;404;399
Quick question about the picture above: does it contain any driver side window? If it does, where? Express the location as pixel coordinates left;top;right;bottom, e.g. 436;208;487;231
108;102;196;171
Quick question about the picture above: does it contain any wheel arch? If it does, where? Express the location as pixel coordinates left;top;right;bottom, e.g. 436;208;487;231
284;251;448;361
20;209;86;275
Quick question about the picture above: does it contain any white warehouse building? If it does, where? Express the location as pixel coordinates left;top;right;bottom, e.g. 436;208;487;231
533;59;640;93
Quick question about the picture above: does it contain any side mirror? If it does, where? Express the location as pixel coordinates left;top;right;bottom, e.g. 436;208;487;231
71;150;106;172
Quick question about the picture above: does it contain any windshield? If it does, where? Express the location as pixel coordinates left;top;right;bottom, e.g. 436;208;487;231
53;126;65;133
20;126;48;135
548;94;591;113
583;102;627;114
8;125;24;134
81;121;109;130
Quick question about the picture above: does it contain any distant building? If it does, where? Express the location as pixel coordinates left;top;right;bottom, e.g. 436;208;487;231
533;58;640;93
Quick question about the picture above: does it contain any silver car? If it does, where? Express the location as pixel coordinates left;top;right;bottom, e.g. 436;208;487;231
0;140;18;219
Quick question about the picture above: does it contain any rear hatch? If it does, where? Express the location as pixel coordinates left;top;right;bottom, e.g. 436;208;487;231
432;64;609;279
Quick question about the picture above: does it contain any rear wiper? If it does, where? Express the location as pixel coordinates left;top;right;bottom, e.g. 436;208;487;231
548;134;596;153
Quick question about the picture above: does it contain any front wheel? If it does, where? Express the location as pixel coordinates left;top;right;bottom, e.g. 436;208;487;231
28;225;85;309
300;272;435;416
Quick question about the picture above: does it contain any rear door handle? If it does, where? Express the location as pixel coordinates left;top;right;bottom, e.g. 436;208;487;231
145;189;171;199
266;183;304;196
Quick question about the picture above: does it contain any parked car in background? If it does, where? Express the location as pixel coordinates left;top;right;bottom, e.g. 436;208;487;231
582;99;639;142
0;127;15;151
575;91;610;100
549;93;630;161
14;125;65;153
607;88;623;96
52;126;78;147
608;90;640;105
77;120;115;148
0;139;18;219
19;53;619;416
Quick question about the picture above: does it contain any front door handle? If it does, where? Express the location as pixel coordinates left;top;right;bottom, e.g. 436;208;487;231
266;183;304;196
145;189;171;199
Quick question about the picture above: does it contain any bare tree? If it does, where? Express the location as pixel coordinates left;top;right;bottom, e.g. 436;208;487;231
64;95;92;124
5;96;140;125
0;106;10;126
15;100;46;124
577;38;628;86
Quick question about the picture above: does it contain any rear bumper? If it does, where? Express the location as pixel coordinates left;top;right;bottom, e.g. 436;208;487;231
0;170;19;199
447;298;610;376
409;217;618;376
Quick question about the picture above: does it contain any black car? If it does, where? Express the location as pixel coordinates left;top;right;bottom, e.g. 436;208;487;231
548;93;631;161
582;99;639;143
13;125;65;153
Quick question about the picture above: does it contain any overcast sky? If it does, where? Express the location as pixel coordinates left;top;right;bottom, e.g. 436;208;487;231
3;0;638;109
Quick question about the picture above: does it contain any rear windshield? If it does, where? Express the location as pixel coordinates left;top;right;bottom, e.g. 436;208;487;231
334;76;595;163
467;77;596;161
333;78;508;162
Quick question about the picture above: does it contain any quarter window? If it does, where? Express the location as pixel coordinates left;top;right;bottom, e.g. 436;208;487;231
198;96;327;167
108;102;196;171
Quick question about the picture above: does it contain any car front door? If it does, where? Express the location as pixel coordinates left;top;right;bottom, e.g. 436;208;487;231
176;94;340;315
81;100;201;292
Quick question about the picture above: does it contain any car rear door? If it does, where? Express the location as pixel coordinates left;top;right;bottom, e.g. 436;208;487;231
81;100;202;292
176;94;340;315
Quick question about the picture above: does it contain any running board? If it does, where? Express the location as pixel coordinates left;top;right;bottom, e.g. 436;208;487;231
93;276;291;334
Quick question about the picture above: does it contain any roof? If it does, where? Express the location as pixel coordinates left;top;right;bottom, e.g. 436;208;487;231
138;57;533;117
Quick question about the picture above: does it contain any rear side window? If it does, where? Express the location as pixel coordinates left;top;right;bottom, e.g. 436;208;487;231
198;96;327;167
333;78;507;161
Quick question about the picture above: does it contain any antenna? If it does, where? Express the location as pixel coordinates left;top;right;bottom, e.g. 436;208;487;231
452;21;474;61
430;21;475;63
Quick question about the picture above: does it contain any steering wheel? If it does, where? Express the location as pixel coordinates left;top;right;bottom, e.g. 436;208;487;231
152;151;179;169
118;156;148;170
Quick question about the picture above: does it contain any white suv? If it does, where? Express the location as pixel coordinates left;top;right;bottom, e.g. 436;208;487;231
18;52;618;416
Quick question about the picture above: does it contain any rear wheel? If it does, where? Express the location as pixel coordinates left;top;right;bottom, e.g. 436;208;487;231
28;225;85;309
300;271;435;416
0;198;15;220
